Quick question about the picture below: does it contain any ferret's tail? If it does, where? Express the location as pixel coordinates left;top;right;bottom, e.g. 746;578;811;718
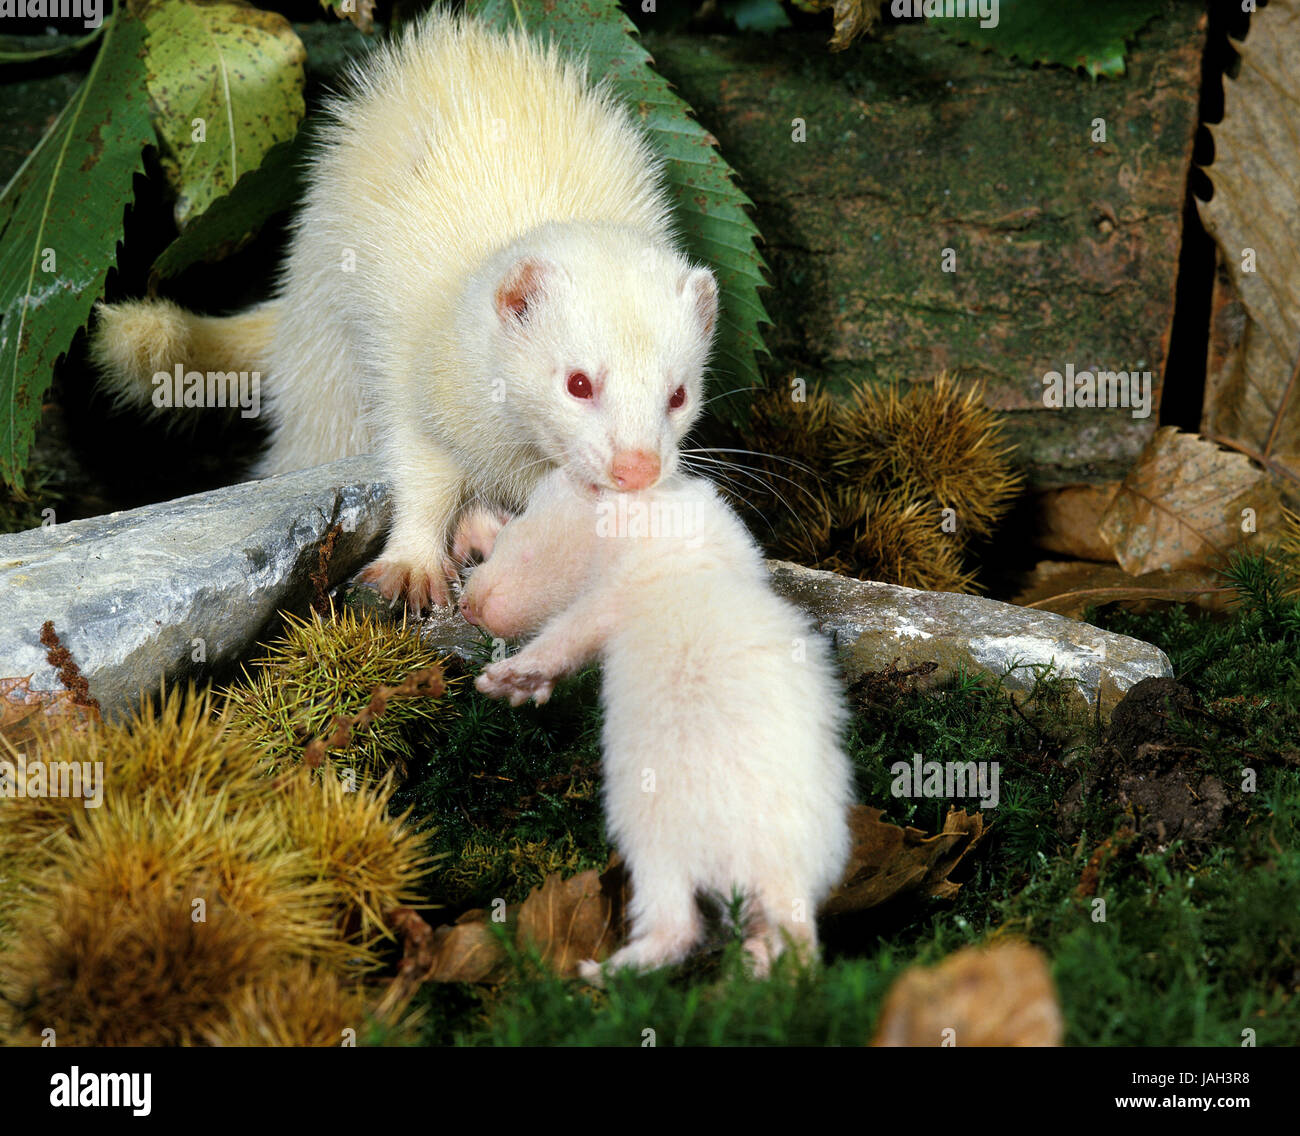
90;299;278;418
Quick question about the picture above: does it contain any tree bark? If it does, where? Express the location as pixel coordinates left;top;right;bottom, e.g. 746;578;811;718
645;5;1205;489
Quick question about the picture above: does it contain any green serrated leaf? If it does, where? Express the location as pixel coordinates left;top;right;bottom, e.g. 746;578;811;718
0;13;154;490
932;0;1166;79
468;0;771;422
140;0;305;229
151;126;311;283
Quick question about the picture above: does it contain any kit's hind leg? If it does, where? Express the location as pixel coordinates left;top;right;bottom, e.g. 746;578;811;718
743;878;820;978
578;864;701;985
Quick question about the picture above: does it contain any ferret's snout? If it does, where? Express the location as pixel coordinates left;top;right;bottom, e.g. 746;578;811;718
459;593;481;626
609;449;660;491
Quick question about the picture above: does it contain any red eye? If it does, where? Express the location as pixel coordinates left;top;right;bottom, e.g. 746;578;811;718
668;385;686;410
567;371;593;400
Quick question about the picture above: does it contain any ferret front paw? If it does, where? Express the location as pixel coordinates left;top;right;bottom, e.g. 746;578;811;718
358;553;458;612
475;656;557;706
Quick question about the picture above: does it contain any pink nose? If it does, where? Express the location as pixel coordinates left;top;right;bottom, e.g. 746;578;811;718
459;595;480;626
609;450;660;491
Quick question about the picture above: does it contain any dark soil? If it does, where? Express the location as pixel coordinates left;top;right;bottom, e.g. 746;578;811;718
1059;676;1231;849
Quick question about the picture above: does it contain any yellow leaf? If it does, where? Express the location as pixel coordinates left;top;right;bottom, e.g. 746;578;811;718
140;0;305;229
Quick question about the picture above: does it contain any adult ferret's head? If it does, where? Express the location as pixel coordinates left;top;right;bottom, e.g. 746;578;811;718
474;222;717;496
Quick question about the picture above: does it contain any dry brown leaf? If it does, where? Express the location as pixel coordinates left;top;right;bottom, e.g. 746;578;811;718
799;0;877;51
416;858;628;984
1197;0;1300;504
1098;427;1282;574
872;941;1063;1047
1011;559;1229;618
822;805;985;916
423;910;511;985
376;907;439;1018
516;859;629;976
344;0;375;34
378;907;511;1013
0;676;96;752
1032;483;1120;562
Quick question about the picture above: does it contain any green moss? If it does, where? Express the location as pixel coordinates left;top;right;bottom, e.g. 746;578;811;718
1090;556;1300;770
413;772;1299;1045
996;776;1300;1046
393;665;610;909
429;940;911;1048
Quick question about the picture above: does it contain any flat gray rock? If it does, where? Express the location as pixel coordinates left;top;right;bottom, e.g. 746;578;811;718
767;561;1171;719
0;455;1170;721
0;456;389;718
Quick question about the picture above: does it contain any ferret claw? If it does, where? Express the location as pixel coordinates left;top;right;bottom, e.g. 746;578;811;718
358;555;453;612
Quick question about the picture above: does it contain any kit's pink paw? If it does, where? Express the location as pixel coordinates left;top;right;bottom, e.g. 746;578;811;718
475;654;558;706
452;505;512;563
577;958;605;987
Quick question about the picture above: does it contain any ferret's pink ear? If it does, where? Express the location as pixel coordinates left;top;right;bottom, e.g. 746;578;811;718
681;267;718;338
495;257;550;324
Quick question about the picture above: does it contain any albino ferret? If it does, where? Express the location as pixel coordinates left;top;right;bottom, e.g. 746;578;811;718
92;12;717;611
460;471;853;979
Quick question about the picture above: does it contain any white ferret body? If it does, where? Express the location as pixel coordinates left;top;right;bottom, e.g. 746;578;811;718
92;12;718;609
462;470;854;977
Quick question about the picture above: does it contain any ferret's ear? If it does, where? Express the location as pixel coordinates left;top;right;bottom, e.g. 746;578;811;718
681;267;718;339
495;257;551;325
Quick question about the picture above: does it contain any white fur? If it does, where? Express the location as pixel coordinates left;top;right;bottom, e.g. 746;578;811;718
92;11;717;609
465;470;854;979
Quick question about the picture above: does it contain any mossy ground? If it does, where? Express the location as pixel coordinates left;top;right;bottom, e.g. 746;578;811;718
389;552;1299;1046
5;555;1294;1045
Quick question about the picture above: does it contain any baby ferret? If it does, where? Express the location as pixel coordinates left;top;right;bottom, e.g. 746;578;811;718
460;470;853;979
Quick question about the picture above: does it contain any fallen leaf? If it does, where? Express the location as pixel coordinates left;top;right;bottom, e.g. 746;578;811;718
0;676;96;752
1098;427;1282;574
319;0;375;34
375;907;439;1018
822;805;985;916
1032;483;1120;562
1197;0;1300;505
423;909;510;985
418;858;629;984
516;859;628;976
1012;559;1228;618
872;941;1063;1046
794;0;877;51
